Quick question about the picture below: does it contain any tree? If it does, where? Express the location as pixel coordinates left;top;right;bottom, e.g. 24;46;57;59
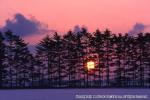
113;34;126;87
0;29;149;88
0;32;6;88
144;33;150;87
53;32;64;87
103;29;113;87
36;35;55;87
135;33;145;87
63;31;79;87
4;30;33;88
91;29;104;87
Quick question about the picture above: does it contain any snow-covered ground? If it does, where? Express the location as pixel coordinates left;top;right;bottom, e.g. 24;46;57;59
0;89;149;100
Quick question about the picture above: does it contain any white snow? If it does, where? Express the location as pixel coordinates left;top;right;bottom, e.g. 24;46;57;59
0;89;149;100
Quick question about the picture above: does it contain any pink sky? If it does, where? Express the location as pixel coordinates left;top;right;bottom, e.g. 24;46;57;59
0;0;150;44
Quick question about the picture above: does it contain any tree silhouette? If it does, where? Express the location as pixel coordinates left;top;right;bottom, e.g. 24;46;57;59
0;29;150;89
113;34;126;87
36;35;55;87
0;32;6;88
4;30;33;88
52;32;64;87
91;29;104;87
135;33;145;87
103;29;113;87
63;31;79;87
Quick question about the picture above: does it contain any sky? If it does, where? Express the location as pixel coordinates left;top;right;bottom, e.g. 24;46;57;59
0;0;150;44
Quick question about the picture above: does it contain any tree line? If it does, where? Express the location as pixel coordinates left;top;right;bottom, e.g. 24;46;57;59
0;28;150;88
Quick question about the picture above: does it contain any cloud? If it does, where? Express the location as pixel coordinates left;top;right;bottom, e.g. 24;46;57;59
73;25;81;34
129;23;148;36
73;25;88;34
0;13;56;37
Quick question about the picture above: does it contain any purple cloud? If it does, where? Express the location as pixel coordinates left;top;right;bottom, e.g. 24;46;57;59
129;23;148;36
73;25;88;34
73;25;81;33
0;13;56;37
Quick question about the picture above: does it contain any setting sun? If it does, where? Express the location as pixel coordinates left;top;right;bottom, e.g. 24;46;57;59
87;61;95;70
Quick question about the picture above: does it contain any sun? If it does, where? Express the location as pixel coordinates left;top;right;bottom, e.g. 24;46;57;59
87;61;95;70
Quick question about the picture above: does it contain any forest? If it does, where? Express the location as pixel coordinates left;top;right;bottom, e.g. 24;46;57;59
0;28;150;88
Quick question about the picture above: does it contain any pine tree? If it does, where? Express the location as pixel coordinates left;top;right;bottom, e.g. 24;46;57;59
73;28;87;87
103;29;112;87
91;29;104;87
80;28;93;87
136;33;148;87
53;32;64;87
113;34;126;87
5;30;32;88
63;31;78;87
36;35;55;87
144;33;150;87
0;32;6;88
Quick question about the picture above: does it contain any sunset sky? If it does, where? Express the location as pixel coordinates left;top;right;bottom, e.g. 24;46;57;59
0;0;150;44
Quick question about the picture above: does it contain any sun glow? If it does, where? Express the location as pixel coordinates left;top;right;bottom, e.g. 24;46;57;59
87;61;95;70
